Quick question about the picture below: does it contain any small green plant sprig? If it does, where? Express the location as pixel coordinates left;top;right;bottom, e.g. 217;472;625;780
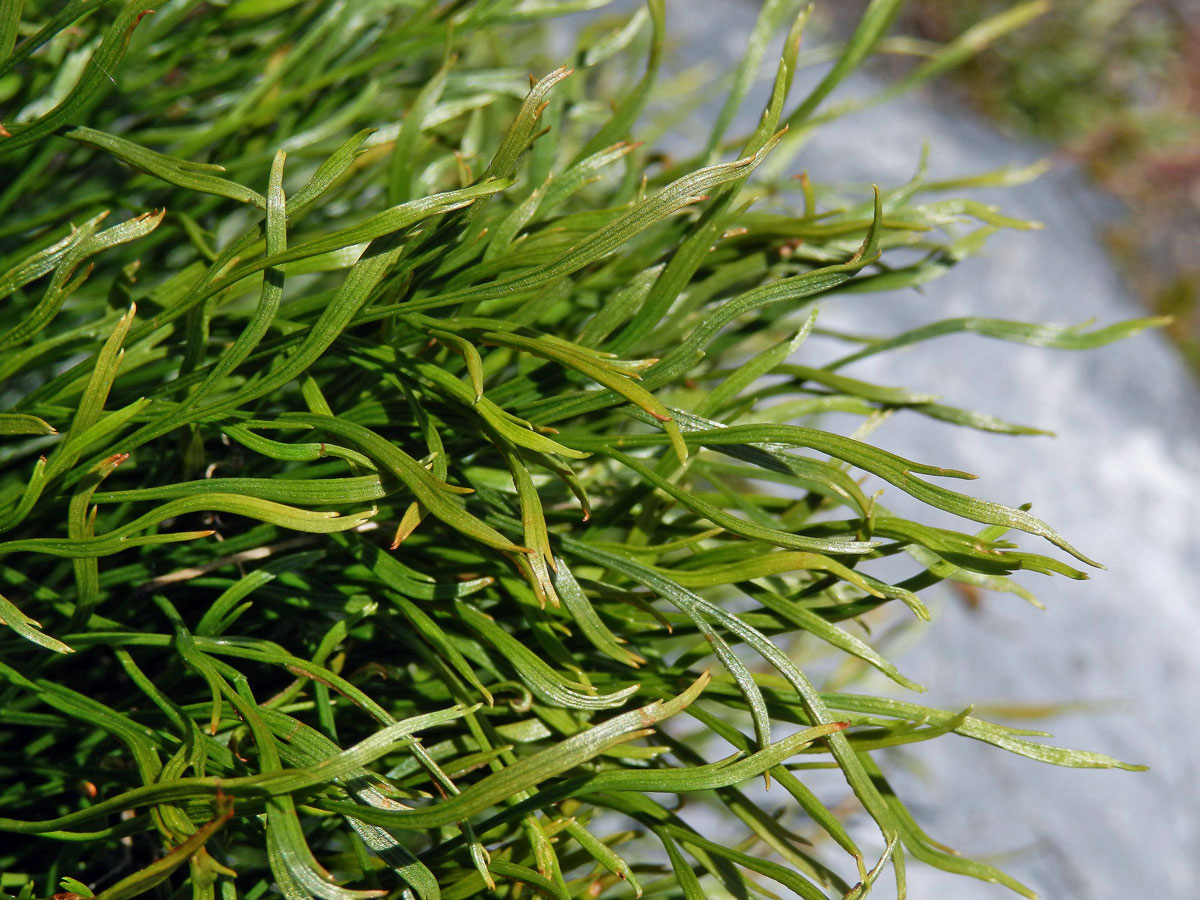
0;2;1155;899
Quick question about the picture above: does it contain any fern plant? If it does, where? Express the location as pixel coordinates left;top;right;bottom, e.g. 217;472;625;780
0;2;1154;900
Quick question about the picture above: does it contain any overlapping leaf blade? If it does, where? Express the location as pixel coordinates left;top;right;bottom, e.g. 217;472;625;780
0;3;1147;900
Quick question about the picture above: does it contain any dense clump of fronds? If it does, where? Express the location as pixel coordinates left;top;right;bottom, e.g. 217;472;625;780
0;2;1152;900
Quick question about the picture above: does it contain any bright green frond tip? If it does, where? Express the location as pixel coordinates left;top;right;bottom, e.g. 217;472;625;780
0;2;1147;899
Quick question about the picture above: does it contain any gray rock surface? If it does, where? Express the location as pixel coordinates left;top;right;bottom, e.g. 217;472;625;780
796;75;1200;900
564;2;1200;896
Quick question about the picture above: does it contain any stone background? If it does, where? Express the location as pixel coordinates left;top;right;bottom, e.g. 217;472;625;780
562;3;1200;896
